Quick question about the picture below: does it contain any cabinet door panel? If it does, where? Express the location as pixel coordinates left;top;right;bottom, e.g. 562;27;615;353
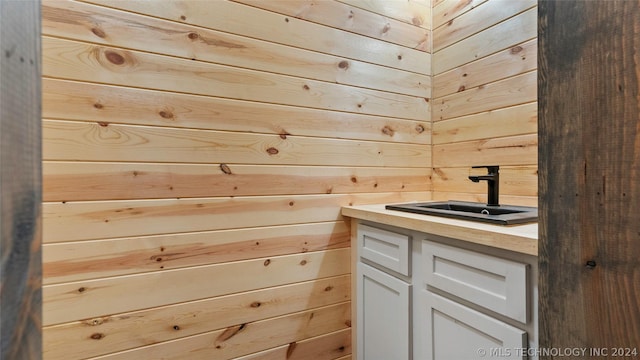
357;263;411;360
423;291;527;360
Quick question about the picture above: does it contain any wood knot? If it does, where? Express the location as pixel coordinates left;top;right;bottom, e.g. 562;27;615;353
91;28;106;38
397;55;402;60
159;110;174;119
462;73;468;77
458;85;466;92
415;124;425;133
105;50;125;65
263;259;271;266
411;17;422;26
299;260;307;266
93;103;103;109
173;325;180;330
382;23;391;34
266;147;279;155
97;121;109;127
180;15;187;21
381;125;395;136
284;17;289;22
302;84;310;90
511;45;524;54
220;164;232;175
90;333;104;340
78;287;87;293
447;19;454;26
338;60;349;69
188;32;199;40
324;285;333;291
350;176;357;183
250;301;261;308
289;201;295;206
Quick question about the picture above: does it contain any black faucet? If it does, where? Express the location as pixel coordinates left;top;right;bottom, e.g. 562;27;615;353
468;166;500;206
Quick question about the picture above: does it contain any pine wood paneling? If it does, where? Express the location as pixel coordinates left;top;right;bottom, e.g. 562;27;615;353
337;0;431;30
42;79;430;144
433;39;537;98
43;37;429;120
42;1;430;98
432;166;537;197
90;302;351;360
44;275;350;359
42;0;431;358
433;71;537;121
42;192;430;243
235;329;351;360
433;7;537;75
433;134;537;168
432;102;537;145
43;162;430;202
432;0;487;29
433;0;535;52
43;120;430;167
43;221;350;284
232;0;430;52
43;249;351;326
431;0;537;206
85;0;430;74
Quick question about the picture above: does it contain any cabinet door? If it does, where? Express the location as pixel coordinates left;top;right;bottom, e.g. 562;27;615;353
357;263;411;360
422;291;527;360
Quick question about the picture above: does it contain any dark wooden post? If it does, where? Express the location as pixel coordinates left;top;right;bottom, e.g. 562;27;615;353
539;1;640;357
0;0;42;358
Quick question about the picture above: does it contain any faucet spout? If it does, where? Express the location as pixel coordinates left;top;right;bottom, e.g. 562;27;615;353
469;166;500;206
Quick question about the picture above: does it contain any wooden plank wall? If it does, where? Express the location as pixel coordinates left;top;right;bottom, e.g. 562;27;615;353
41;0;431;359
431;0;538;206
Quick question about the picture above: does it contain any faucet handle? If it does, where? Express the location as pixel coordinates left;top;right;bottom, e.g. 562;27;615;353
472;165;499;173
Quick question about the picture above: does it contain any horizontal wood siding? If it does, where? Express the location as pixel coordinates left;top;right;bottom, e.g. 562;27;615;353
431;0;537;206
42;1;431;359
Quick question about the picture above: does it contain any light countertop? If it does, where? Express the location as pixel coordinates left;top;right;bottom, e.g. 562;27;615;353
342;204;538;256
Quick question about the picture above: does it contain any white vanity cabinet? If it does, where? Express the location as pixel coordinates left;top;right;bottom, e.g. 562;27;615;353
353;220;538;360
356;224;412;360
420;238;534;360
